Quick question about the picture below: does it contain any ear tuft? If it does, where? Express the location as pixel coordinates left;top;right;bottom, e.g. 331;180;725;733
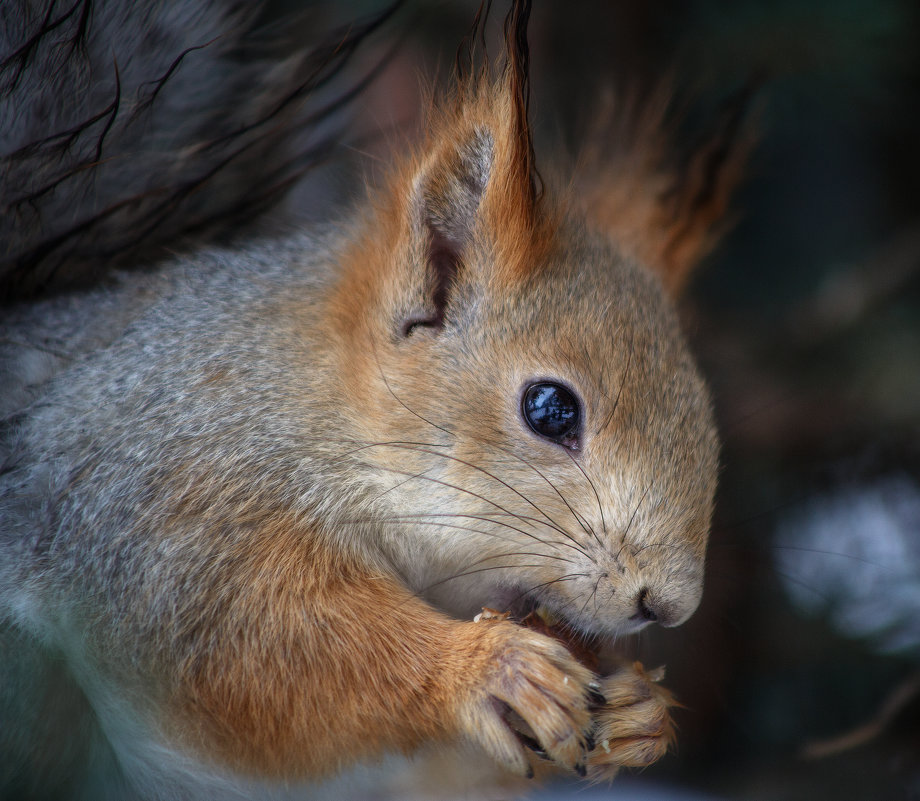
576;82;756;294
367;0;549;341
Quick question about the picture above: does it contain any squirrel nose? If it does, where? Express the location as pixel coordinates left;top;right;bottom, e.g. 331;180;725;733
633;587;673;627
636;588;658;621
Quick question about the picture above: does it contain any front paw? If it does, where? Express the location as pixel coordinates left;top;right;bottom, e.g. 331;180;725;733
586;661;676;781
456;620;595;778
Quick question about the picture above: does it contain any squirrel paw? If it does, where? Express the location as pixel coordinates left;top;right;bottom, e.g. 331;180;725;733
585;662;676;781
457;622;595;778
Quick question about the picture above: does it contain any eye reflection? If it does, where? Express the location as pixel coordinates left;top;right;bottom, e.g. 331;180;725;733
522;382;581;446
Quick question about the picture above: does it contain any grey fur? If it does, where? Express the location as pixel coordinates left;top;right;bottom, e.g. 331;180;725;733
0;1;391;795
0;233;357;800
2;234;329;799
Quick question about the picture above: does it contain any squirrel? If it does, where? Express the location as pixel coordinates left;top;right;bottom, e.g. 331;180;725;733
0;0;748;798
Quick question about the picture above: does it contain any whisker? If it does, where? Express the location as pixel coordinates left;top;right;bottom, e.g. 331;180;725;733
368;465;434;502
421;563;571;594
623;482;652;542
469;509;609;555
511;450;601;547
429;549;577;574
579;572;605;620
771;568;836;605
342;507;542;549
368;463;592;558
363;501;586;556
468;441;602;548
375;441;590;551
710;495;811;534
768;545;899;571
565;448;607;542
443;510;586;548
634;541;688;555
506;573;591;609
598;332;634;437
355;446;578;544
368;515;579;564
340;438;448;459
371;346;455;439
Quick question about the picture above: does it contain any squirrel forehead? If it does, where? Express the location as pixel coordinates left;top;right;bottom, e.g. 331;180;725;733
457;234;690;373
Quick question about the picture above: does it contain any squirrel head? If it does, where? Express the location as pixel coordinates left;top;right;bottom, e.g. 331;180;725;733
327;1;743;637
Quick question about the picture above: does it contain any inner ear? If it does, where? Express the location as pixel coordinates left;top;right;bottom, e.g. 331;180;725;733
401;129;493;337
399;228;459;336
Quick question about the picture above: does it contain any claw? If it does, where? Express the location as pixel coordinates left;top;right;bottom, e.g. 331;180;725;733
515;731;549;761
588;687;607;708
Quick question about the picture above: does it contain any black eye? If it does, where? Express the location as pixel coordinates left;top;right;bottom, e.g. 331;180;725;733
522;382;581;447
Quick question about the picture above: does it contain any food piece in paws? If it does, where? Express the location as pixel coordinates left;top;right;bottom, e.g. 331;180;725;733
472;607;512;623
519;608;601;674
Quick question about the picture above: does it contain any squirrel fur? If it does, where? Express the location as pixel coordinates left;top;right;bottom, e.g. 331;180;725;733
0;1;748;798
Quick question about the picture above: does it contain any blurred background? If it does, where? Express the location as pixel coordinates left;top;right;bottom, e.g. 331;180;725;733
279;1;920;798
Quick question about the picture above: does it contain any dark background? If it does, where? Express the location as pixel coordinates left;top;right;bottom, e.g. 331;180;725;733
282;1;920;798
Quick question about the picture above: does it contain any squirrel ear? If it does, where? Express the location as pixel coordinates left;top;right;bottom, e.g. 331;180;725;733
398;0;543;335
577;85;755;295
400;129;494;335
